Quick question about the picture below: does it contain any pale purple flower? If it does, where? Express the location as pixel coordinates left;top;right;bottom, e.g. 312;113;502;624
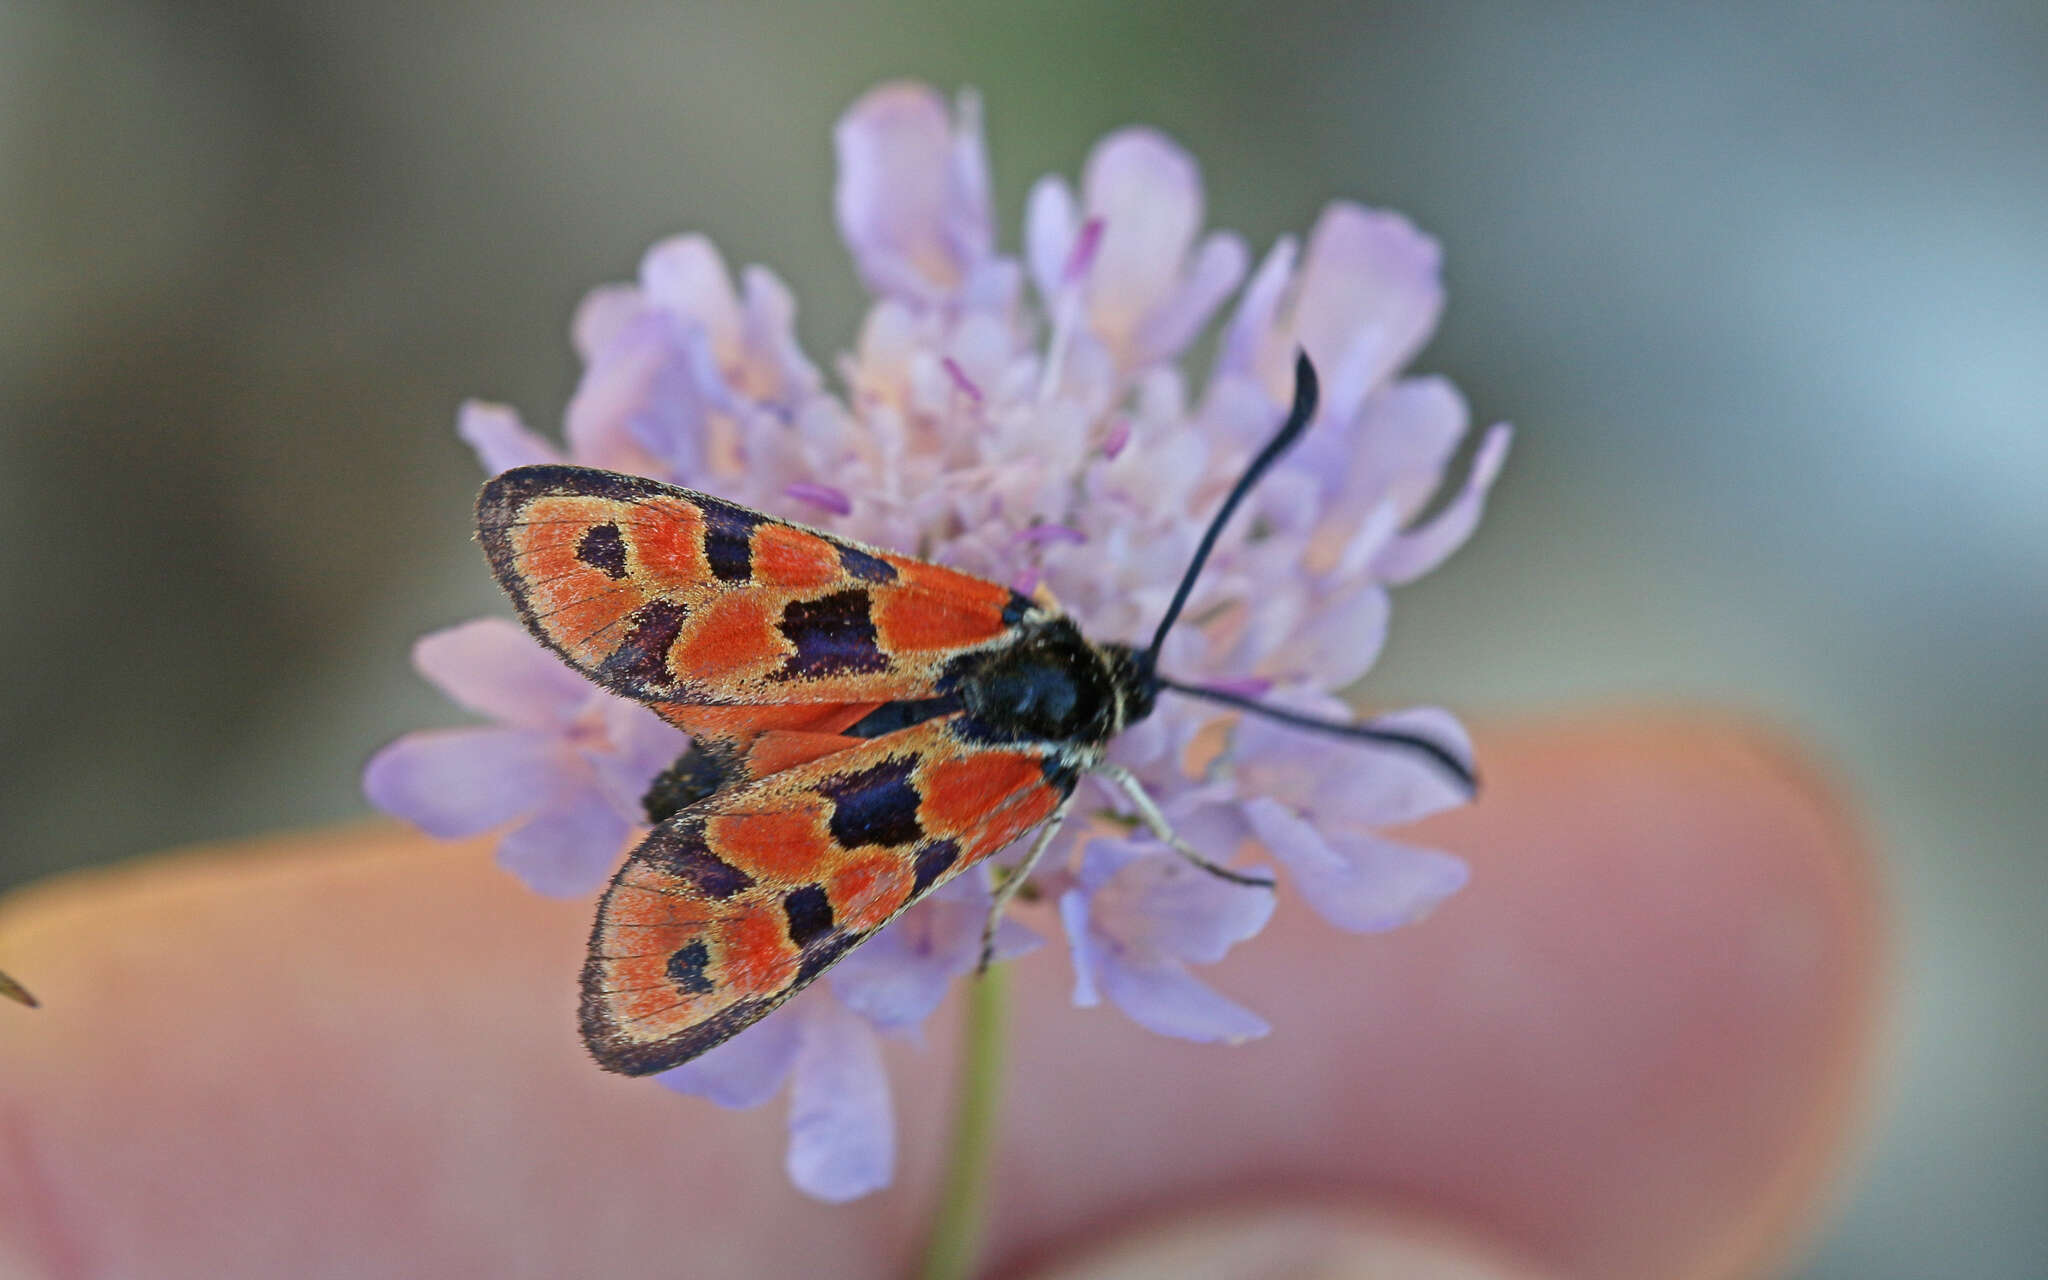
366;79;1509;1202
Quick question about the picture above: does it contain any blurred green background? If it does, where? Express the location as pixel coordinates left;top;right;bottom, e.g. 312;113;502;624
3;1;2043;1274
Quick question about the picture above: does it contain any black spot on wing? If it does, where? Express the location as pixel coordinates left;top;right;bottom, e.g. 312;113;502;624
575;522;629;578
781;885;834;948
638;820;754;898
816;756;924;849
910;839;960;896
700;500;763;583
664;941;715;995
773;588;890;680
596;599;689;693
837;544;898;583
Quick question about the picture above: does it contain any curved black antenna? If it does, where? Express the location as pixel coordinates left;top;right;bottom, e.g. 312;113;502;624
1159;677;1478;796
1142;352;1320;667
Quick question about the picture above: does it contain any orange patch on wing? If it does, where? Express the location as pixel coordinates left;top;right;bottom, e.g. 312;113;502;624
965;783;1061;860
751;525;845;590
919;750;1048;836
673;593;783;683
604;953;676;994
529;577;650;657
873;562;1011;651
746;731;862;777
828;856;913;931
717;909;799;996
614;981;691;1024
628;500;709;587
706;807;835;881
659;702;877;741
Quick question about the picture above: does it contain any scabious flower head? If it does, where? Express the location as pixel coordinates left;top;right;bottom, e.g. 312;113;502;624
366;80;1509;1203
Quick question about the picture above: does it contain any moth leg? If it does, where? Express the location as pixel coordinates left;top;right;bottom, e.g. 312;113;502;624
977;794;1075;974
1095;763;1277;890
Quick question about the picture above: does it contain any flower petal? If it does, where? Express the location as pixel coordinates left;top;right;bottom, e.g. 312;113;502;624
1099;953;1270;1044
361;727;571;838
1214;234;1298;388
657;1009;803;1109
1080;128;1204;353
1024;175;1079;306
786;1000;895;1202
639;234;741;342
456;400;563;474
1375;424;1512;585
1244;796;1469;931
494;790;632;899
1131;230;1247;366
1087;841;1276;966
833;81;991;303
411;618;592;728
1291;202;1445;427
584;701;688;821
1059;884;1105;1008
563;312;713;480
571;284;643;363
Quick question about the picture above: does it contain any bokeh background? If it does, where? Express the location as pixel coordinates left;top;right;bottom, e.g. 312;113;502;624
3;2;2043;1274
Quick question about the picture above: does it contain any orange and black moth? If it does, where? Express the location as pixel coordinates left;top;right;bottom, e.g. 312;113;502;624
476;355;1473;1076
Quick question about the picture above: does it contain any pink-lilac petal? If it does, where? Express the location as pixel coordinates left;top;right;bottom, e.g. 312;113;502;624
1375;423;1512;585
658;1009;805;1110
1103;850;1275;966
1130;230;1248;366
1080;128;1205;348
784;482;852;516
1098;951;1271;1044
1240;796;1469;933
785;1000;896;1203
457;400;563;474
1213;234;1298;392
1024;176;1079;304
1233;704;1474;831
564;313;719;481
411;619;592;729
1061;838;1275;1041
571;284;644;364
1268;584;1392;690
361;727;571;839
495;790;632;899
582;700;689;821
1291;202;1446;427
639;235;742;341
1349;375;1473;517
834;81;991;304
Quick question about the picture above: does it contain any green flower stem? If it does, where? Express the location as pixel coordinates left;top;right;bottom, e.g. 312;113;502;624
920;963;1010;1280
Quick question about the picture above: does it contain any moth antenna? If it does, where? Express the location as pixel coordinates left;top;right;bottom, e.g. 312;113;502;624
0;968;38;1009
1158;677;1478;796
1141;351;1319;669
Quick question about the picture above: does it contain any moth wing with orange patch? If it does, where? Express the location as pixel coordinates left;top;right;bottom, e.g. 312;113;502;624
579;714;1077;1075
475;465;1038;709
